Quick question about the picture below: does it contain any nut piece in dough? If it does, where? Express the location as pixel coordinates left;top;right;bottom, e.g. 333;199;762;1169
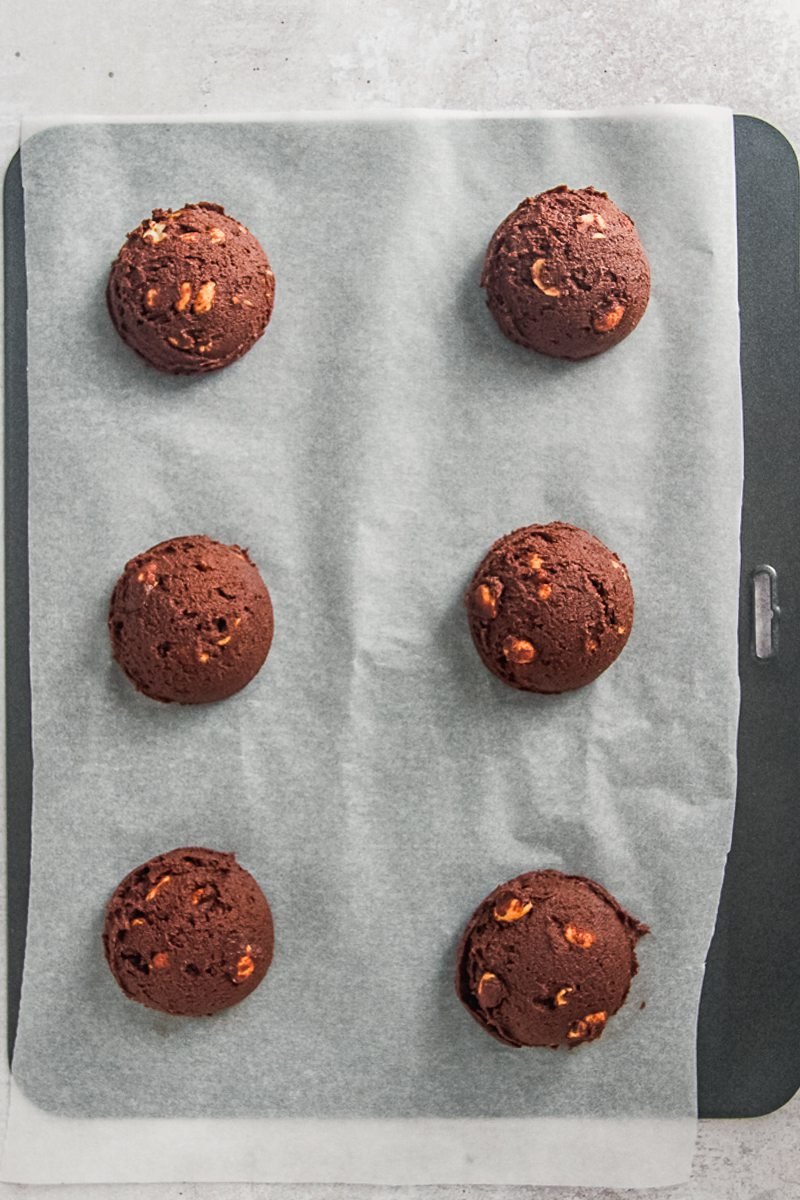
565;923;595;948
502;636;536;664
592;303;626;333
530;257;561;297
493;895;534;923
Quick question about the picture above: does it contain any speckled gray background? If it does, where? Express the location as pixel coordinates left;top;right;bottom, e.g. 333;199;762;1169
2;0;799;1196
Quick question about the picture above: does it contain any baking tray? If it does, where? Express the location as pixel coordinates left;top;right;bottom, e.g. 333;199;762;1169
3;114;799;1121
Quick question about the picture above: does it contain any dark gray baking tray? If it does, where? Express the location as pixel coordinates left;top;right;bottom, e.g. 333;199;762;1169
3;115;799;1119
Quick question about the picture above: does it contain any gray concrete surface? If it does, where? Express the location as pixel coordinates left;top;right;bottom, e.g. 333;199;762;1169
1;0;799;1195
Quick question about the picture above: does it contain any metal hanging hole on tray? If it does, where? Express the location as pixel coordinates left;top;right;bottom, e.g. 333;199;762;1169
751;564;780;661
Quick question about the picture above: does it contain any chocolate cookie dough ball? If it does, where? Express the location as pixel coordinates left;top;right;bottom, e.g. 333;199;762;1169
103;847;274;1016
107;202;275;374
465;522;633;693
109;535;274;704
481;186;650;359
456;870;648;1048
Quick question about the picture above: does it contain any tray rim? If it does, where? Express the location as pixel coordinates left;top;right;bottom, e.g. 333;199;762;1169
2;111;799;1123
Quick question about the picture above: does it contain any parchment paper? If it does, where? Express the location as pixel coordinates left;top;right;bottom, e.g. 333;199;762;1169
5;108;742;1183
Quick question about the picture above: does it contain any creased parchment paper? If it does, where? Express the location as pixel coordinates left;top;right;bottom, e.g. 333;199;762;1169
3;108;741;1186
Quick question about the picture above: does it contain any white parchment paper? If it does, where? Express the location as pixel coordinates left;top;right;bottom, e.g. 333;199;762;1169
3;108;742;1184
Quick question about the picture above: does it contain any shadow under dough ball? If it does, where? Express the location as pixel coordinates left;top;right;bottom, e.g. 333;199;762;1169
103;847;274;1016
465;521;633;693
456;870;648;1048
107;202;275;374
481;186;650;359
109;534;274;704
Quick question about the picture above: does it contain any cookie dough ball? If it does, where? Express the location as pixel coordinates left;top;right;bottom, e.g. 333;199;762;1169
456;870;648;1048
465;522;633;693
109;534;274;704
107;202;275;374
103;847;274;1016
481;186;650;359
